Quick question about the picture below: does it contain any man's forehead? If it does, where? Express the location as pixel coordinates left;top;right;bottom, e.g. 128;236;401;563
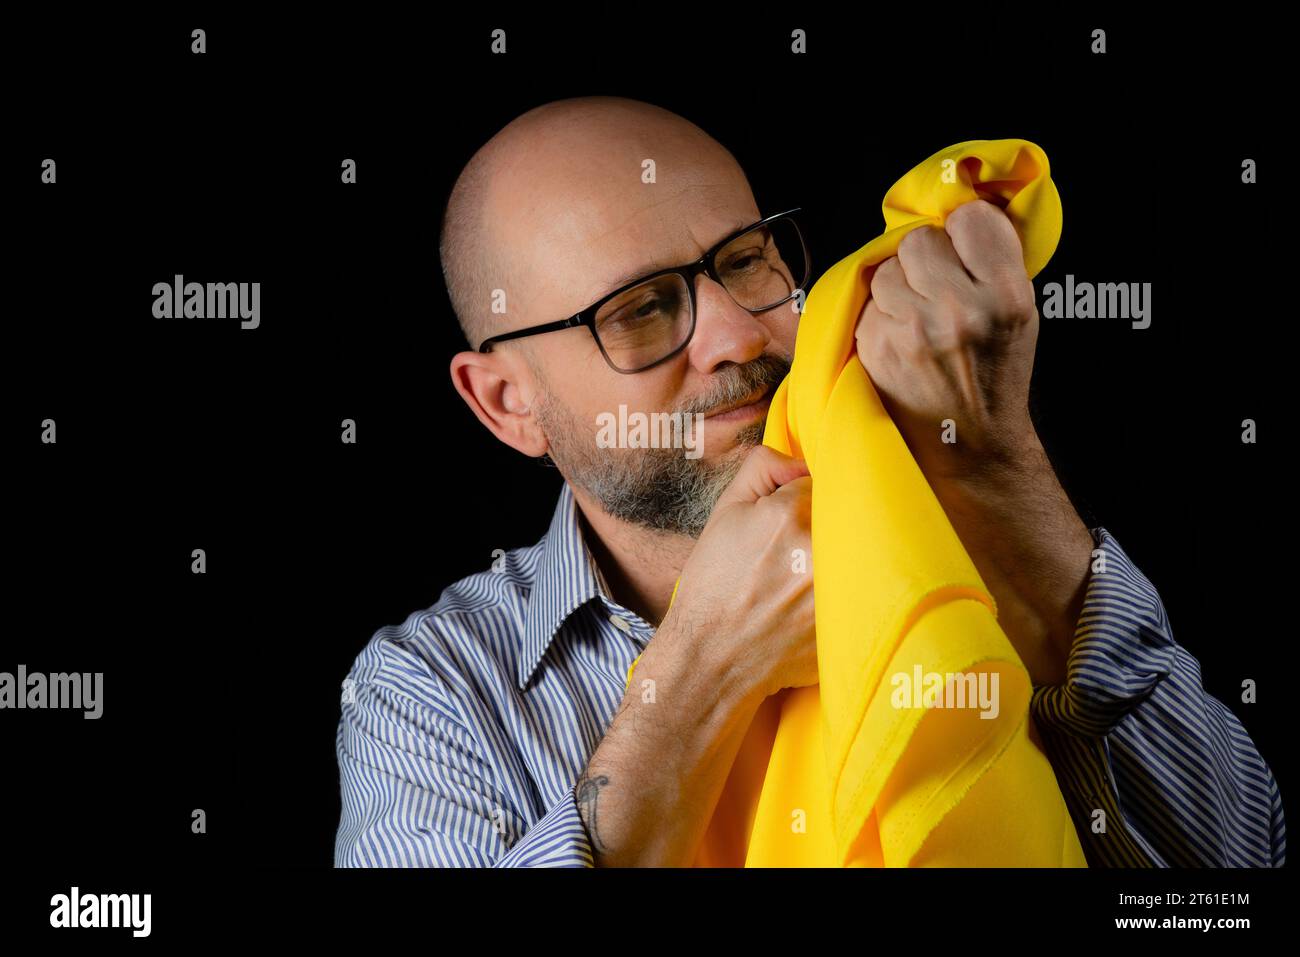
599;211;759;288
536;195;758;310
481;121;755;316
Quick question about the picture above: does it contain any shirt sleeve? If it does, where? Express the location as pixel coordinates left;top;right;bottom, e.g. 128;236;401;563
1030;527;1285;867
333;638;594;868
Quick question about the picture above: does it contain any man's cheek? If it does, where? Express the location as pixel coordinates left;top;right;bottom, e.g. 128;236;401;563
767;302;801;348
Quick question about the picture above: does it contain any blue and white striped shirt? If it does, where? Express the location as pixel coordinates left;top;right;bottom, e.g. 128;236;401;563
334;481;1285;867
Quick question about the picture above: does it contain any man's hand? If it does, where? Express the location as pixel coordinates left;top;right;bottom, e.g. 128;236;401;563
670;445;819;702
854;198;1094;686
854;198;1039;480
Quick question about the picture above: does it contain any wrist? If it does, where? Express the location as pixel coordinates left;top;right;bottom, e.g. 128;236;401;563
635;615;761;736
926;445;1092;687
892;398;1038;484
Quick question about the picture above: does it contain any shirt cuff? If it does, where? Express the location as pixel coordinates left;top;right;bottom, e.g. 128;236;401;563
1030;527;1177;738
494;783;595;867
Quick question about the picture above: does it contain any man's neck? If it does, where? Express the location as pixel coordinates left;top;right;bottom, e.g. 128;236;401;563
567;484;695;627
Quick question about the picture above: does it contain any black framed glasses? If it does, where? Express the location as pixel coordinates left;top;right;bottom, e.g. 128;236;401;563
478;208;810;373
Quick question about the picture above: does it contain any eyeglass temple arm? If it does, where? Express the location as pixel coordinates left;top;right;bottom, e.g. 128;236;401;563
479;315;585;352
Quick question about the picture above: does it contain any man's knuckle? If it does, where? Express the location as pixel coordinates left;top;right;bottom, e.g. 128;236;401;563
907;317;937;359
1005;278;1036;315
956;305;993;338
898;227;929;254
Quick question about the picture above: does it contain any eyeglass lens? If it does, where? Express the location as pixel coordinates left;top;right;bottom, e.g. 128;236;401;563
593;218;807;371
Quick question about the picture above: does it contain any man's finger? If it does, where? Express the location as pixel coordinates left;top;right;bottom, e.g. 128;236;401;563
769;474;814;523
714;445;809;510
895;223;978;302
868;255;927;320
943;199;1027;285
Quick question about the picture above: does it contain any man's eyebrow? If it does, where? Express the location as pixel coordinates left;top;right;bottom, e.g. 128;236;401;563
604;261;669;291
601;218;757;294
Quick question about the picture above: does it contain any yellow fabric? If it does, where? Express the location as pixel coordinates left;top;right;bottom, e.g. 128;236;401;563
625;139;1086;867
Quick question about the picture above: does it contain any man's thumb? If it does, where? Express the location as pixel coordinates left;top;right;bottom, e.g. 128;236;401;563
714;445;810;509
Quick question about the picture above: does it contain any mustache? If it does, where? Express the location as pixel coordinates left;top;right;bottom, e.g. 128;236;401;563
678;352;792;417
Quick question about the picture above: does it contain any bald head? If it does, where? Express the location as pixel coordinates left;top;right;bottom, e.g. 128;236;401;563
439;96;753;350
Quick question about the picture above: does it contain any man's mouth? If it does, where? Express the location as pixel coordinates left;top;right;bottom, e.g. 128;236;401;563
704;384;774;422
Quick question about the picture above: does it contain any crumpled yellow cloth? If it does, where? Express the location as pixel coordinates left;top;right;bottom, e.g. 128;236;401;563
626;138;1086;867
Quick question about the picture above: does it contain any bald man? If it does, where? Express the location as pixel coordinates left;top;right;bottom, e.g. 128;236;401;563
333;97;1283;867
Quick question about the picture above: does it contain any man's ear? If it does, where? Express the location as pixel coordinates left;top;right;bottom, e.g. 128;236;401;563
449;350;550;458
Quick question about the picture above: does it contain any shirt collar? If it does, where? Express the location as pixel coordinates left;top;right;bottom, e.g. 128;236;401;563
518;481;611;690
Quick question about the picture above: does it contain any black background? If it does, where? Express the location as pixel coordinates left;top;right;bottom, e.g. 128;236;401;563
5;10;1290;940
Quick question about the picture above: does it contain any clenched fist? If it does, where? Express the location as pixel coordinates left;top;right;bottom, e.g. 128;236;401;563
854;198;1040;482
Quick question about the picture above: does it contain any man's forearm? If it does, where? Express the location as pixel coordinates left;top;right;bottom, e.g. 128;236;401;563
575;622;762;867
928;434;1095;687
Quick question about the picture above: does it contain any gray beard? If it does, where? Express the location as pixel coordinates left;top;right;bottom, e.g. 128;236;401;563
534;353;790;538
550;417;765;538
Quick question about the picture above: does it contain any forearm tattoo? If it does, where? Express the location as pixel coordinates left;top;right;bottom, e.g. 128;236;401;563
575;770;611;854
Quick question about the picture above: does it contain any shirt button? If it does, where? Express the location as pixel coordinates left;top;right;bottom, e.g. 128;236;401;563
608;614;633;634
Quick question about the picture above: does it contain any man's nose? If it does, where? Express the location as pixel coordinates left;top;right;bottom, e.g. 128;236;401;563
686;275;772;374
